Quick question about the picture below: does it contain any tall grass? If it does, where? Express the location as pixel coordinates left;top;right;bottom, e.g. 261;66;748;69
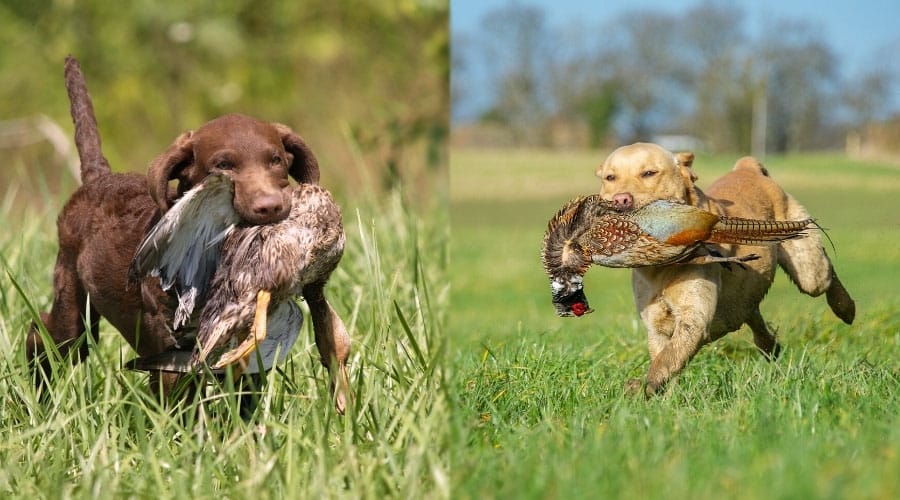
0;171;449;497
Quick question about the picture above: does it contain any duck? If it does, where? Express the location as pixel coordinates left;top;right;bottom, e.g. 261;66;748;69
129;173;351;413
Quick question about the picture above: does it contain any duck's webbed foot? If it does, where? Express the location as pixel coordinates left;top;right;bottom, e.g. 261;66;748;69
213;289;271;373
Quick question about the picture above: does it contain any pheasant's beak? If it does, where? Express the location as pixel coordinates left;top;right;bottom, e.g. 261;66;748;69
550;279;594;317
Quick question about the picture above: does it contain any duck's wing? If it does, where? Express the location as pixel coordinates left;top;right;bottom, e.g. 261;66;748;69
128;300;304;374
126;349;203;374
243;300;304;373
129;173;239;329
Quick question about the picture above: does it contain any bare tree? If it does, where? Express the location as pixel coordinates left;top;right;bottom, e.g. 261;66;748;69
843;69;893;128
679;2;751;151
597;10;692;142
476;2;550;143
451;30;475;122
545;22;619;147
759;20;838;152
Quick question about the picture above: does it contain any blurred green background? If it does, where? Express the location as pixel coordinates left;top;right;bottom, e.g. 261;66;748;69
0;0;448;207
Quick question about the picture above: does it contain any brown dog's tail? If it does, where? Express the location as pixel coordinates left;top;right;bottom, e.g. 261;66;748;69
64;55;110;184
708;217;813;245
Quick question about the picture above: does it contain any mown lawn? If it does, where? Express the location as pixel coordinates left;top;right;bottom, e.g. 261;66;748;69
0;172;449;498
449;148;900;499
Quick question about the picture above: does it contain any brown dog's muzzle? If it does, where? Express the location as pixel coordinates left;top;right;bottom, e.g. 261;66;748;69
233;176;293;225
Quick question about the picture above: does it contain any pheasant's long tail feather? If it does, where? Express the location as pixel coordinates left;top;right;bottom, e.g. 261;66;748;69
707;217;814;245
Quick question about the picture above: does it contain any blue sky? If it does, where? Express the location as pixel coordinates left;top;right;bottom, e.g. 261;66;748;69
451;0;900;121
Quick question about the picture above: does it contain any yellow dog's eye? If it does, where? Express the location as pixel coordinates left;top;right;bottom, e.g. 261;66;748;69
641;170;657;178
604;174;616;182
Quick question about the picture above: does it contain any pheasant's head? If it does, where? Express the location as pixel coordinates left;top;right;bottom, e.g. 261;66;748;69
542;196;597;317
549;273;592;317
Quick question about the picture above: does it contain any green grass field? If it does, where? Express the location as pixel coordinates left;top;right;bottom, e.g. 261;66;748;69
450;148;900;499
2;148;898;498
0;174;449;497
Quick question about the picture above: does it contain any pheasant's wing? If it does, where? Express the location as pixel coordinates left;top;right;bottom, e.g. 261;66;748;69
129;173;240;329
629;200;720;246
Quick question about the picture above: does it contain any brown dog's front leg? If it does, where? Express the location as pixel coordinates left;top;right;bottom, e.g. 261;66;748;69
303;282;351;414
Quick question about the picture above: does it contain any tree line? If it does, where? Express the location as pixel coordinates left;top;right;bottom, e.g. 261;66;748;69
1;0;448;200
452;1;896;154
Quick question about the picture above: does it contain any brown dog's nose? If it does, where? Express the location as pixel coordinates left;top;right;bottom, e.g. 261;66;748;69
250;194;286;222
612;193;634;211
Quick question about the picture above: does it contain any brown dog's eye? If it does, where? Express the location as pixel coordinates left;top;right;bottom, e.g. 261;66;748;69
215;161;233;170
641;170;657;178
271;155;284;166
605;174;616;182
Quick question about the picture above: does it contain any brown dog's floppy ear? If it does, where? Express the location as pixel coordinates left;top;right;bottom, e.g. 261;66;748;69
147;131;194;213
274;123;320;185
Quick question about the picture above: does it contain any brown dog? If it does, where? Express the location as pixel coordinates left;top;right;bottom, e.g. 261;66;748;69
26;57;320;395
596;143;855;396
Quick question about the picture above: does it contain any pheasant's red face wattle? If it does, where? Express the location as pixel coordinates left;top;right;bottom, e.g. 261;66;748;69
571;302;587;316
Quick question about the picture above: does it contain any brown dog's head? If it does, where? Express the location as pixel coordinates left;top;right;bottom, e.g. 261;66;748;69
596;143;698;211
147;113;320;225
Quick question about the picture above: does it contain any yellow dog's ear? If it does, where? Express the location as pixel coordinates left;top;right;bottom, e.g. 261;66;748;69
675;151;698;182
675;151;702;206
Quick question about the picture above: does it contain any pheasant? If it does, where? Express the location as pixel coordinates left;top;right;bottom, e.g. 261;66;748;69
129;173;351;413
541;195;813;317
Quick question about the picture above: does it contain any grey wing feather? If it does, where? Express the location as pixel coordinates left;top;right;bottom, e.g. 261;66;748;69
126;349;201;374
129;300;304;374
243;300;304;373
130;173;240;328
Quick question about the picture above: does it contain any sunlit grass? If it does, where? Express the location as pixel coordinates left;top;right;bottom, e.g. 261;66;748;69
450;148;900;499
